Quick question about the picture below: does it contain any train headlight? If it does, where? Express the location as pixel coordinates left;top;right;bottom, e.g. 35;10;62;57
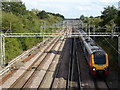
92;67;96;71
104;67;109;71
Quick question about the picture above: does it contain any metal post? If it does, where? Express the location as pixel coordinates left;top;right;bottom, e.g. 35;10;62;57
93;25;95;34
54;24;56;32
81;22;83;30
111;22;116;38
3;36;5;65
0;33;2;66
43;21;45;42
88;23;90;40
52;24;54;33
58;23;60;29
10;22;12;33
118;36;120;66
0;2;3;67
0;34;5;66
40;26;43;38
86;24;87;32
111;24;114;38
40;26;42;33
93;25;95;40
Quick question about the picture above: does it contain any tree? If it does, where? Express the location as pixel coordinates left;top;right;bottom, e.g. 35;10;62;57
115;9;120;27
89;16;93;18
55;13;64;19
36;10;49;19
31;9;40;14
101;6;118;26
80;15;85;21
2;1;27;15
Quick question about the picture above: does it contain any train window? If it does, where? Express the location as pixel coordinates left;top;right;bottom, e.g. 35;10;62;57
94;52;106;65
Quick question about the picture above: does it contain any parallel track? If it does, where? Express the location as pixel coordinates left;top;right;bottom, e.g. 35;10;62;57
10;35;64;89
67;37;82;90
38;36;65;88
1;30;65;89
49;38;66;89
50;37;71;89
94;78;110;90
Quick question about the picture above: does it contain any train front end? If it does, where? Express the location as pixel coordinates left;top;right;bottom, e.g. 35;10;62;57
90;51;109;77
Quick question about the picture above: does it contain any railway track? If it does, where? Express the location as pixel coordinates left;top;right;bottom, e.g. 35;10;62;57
50;37;71;89
67;38;81;90
0;37;51;77
1;29;66;89
94;78;110;90
1;25;76;89
76;37;110;90
1;20;118;90
35;36;65;88
10;36;64;88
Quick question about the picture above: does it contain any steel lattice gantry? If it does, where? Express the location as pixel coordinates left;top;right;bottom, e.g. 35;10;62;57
0;33;5;66
118;36;120;66
0;31;120;66
2;32;120;37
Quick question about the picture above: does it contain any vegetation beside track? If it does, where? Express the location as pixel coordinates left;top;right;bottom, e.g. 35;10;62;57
2;1;64;63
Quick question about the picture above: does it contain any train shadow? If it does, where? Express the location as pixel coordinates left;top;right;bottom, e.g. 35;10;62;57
52;38;70;80
44;50;62;55
44;38;65;55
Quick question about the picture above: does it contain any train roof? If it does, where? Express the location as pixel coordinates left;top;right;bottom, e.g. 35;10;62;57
79;30;106;54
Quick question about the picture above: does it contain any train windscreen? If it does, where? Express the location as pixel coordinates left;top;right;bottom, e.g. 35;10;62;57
94;52;106;65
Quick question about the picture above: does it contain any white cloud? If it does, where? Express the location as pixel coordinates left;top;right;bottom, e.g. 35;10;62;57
98;0;119;3
22;0;118;18
22;0;100;4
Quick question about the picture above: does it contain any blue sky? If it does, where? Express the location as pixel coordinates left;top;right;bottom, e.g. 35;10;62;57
22;0;119;18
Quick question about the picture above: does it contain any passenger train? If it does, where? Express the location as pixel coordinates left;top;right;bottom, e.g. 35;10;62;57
79;30;109;77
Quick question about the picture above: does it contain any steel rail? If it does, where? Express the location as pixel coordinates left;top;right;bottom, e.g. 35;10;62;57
0;38;50;77
38;36;65;88
75;38;83;90
9;35;61;88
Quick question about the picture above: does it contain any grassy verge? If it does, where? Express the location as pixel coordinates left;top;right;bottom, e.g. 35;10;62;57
95;37;120;74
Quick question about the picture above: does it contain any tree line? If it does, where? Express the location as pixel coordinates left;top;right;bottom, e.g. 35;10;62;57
2;1;64;63
80;5;120;32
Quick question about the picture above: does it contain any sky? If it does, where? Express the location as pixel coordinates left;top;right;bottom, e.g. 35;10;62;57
22;0;119;18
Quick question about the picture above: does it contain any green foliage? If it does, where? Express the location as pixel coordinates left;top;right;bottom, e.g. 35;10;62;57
2;1;27;15
55;13;64;19
100;6;119;31
37;10;49;19
5;38;23;62
2;1;64;63
115;11;120;27
96;37;118;60
31;9;40;15
80;5;119;32
36;10;64;19
95;37;119;71
101;6;118;26
80;15;85;21
47;12;64;19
